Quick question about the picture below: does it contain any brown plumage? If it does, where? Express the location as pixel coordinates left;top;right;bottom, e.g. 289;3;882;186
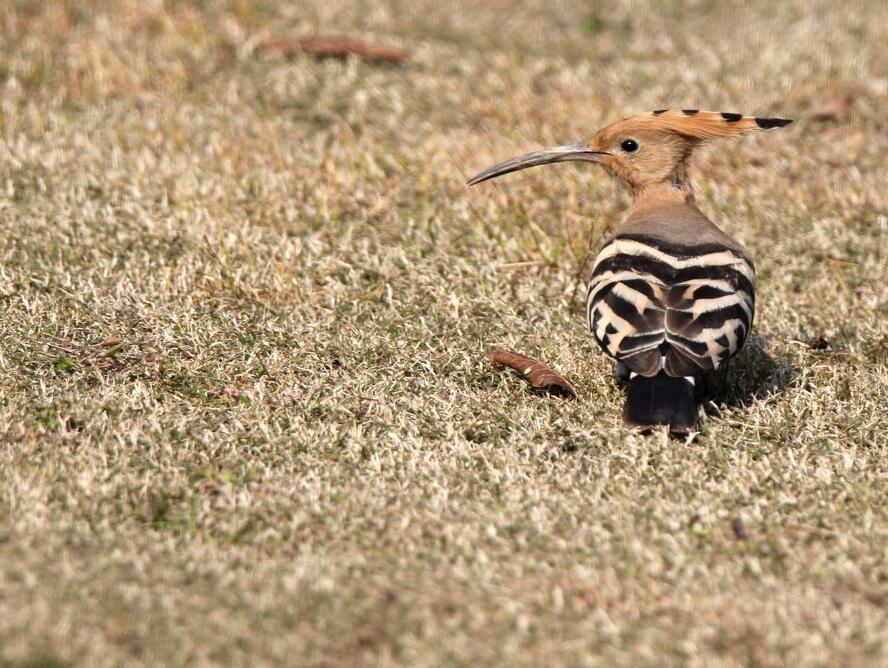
468;110;792;433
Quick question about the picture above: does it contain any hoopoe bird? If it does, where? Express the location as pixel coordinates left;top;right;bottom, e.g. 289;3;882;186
468;110;792;433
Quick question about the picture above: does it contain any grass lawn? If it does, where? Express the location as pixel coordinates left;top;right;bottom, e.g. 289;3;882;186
1;1;886;665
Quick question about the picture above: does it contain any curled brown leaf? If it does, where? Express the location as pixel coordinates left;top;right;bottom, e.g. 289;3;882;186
807;90;857;122
265;35;407;65
808;336;830;350
486;349;578;399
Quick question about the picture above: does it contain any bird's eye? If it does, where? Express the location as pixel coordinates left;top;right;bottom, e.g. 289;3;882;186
620;139;639;153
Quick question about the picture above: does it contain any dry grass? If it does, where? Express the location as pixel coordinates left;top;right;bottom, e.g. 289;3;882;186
1;0;887;665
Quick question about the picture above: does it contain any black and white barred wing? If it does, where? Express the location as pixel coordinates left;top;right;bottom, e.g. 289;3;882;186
586;236;755;377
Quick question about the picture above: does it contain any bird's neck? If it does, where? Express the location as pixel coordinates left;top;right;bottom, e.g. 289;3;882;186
629;166;695;207
631;180;694;206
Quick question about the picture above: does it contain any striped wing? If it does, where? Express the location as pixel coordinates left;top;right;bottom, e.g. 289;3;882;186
587;234;755;377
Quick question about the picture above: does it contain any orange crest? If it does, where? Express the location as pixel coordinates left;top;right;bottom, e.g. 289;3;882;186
617;109;792;140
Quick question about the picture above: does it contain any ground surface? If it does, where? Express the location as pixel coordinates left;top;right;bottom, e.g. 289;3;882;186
1;1;887;666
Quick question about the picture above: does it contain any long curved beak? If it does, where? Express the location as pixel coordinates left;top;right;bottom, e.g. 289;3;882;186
466;143;607;186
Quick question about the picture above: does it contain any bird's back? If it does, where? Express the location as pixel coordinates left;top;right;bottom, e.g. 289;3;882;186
586;201;755;380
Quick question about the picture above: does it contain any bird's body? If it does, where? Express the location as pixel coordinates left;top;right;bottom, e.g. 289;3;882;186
468;109;791;432
587;198;756;431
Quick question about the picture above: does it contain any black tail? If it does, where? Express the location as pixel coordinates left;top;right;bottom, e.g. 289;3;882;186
623;372;697;433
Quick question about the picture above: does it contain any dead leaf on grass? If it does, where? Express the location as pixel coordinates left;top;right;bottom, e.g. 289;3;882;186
265;35;407;65
808;336;830;350
807;91;857;122
486;349;577;399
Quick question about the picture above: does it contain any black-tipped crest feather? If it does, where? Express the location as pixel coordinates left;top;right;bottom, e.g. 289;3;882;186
755;116;793;128
640;110;793;138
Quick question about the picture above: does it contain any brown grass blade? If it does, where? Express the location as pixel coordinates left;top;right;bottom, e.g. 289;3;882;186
266;35;407;65
486;350;578;399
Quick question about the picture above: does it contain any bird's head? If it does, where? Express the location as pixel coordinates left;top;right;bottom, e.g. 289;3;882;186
467;110;792;197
